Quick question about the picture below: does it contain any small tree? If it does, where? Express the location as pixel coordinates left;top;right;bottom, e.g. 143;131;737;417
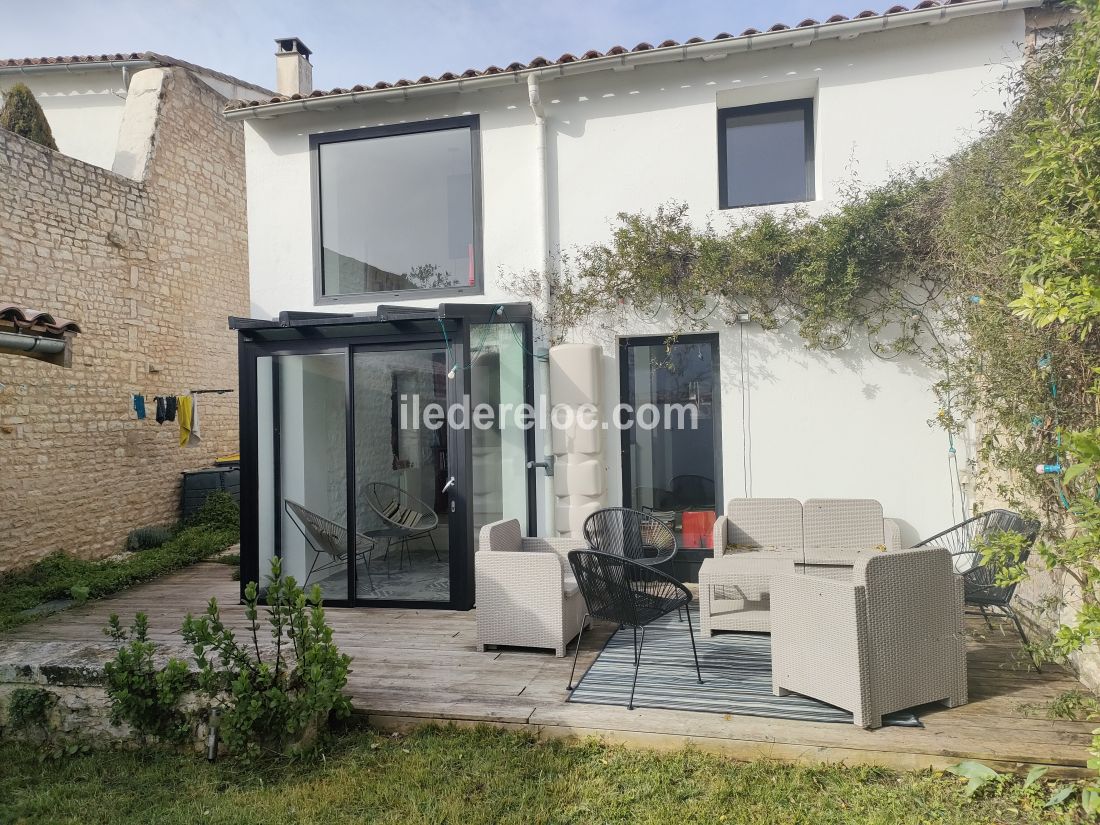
0;82;58;150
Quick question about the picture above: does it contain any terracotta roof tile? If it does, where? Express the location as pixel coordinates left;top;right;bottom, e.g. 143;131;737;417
223;1;999;111
0;304;81;335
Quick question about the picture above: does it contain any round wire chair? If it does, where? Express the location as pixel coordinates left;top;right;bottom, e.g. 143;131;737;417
365;481;440;569
915;508;1040;669
582;507;677;567
567;549;702;709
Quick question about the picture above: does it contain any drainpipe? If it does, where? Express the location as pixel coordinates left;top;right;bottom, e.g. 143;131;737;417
527;75;556;535
0;331;65;354
527;74;550;318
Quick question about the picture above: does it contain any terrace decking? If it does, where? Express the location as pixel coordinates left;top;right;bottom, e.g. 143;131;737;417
4;561;1092;776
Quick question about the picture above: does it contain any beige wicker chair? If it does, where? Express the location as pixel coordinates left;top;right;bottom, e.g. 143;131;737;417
770;547;967;729
475;519;589;657
712;497;804;554
699;554;796;634
712;497;903;560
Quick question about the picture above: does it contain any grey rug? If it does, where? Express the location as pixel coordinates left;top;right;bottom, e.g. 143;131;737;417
568;606;921;727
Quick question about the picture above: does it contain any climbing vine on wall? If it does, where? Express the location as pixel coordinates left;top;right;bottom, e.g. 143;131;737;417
508;0;1100;670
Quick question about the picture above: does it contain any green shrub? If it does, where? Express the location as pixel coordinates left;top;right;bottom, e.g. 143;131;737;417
181;557;352;758
126;524;178;552
0;524;237;632
0;82;58;150
104;614;191;743
7;687;55;731
185;491;240;536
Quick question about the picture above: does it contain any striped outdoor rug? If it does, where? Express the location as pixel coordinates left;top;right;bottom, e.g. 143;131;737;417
567;606;921;727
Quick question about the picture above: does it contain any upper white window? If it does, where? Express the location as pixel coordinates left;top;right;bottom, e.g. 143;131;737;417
718;99;815;209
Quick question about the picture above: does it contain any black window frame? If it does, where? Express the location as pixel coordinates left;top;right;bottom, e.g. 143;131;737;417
717;98;815;210
310;115;484;305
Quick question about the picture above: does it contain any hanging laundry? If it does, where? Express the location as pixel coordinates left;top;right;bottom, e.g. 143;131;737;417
132;394;146;420
155;396;167;424
178;395;194;447
189;392;202;443
165;395;177;422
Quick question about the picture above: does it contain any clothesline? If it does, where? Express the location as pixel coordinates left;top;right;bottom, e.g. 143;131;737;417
130;389;232;446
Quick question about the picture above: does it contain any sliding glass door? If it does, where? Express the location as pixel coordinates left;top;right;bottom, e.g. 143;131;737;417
257;350;350;602
353;344;452;603
620;335;722;565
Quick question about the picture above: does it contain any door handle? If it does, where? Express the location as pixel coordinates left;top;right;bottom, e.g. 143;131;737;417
441;476;456;494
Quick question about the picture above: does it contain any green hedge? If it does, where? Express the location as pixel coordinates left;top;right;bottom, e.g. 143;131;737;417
0;517;238;632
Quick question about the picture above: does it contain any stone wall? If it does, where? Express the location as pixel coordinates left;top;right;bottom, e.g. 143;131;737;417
0;639;211;749
0;67;249;572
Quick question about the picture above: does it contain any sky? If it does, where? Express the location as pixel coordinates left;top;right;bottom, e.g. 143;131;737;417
2;0;883;93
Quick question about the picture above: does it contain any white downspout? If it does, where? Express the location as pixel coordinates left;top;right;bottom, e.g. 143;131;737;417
527;74;555;535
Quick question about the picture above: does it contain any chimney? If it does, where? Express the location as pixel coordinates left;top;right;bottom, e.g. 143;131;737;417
274;37;313;97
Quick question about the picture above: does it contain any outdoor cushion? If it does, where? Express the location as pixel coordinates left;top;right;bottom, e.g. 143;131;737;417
381;498;424;530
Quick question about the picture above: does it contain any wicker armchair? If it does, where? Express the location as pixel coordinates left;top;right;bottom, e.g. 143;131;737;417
583;507;678;566
770;547;967;729
916;509;1040;669
567;549;702;709
475;519;588;657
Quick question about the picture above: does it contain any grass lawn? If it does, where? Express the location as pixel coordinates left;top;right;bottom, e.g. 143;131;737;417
0;725;1082;825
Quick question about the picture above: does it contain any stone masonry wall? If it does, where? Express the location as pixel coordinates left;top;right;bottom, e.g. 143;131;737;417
0;67;249;572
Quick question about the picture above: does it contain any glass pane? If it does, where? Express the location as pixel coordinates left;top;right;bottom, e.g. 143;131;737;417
626;340;719;549
354;346;450;601
274;352;349;601
320;127;475;296
470;323;528;535
256;356;275;581
724;104;809;207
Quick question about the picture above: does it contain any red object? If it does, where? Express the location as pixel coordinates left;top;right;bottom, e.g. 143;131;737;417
681;511;716;549
468;243;475;286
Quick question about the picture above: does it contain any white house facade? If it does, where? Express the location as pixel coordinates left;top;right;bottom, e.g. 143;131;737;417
228;2;1038;610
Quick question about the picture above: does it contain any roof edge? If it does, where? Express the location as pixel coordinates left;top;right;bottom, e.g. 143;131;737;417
224;0;1041;120
0;51;274;99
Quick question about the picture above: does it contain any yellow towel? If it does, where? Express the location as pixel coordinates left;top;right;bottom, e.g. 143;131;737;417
178;395;193;447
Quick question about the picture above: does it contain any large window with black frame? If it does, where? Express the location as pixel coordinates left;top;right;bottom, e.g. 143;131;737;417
718;99;815;209
312;116;483;302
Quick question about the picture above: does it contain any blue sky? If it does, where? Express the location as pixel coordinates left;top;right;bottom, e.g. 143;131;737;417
3;1;882;93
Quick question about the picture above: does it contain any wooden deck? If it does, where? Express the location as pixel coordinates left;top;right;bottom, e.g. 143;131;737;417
5;561;1093;776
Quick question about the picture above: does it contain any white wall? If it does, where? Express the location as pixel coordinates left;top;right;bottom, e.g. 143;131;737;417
3;68;129;169
3;65;267;172
242;11;1026;542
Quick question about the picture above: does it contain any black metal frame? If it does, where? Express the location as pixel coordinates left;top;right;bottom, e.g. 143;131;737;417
309;114;485;304
236;304;536;611
618;333;723;581
566;549;702;710
717;98;815;210
582;507;678;567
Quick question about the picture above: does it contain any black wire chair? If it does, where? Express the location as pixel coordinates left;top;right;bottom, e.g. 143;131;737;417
567;549;702;710
916;509;1041;669
582;507;678;567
